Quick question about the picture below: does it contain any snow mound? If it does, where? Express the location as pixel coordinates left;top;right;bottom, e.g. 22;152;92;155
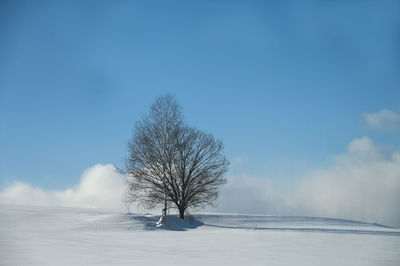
156;214;204;230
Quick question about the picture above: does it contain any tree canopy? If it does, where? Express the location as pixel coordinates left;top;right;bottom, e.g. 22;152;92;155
123;95;228;220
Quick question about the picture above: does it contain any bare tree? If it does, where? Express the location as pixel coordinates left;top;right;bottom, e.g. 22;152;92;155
123;95;228;221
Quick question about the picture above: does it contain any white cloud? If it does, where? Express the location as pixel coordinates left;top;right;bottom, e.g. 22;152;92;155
0;164;126;210
363;109;400;131
212;137;400;227
1;139;400;227
293;137;400;227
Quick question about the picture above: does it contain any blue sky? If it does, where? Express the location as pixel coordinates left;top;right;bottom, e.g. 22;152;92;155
1;0;399;191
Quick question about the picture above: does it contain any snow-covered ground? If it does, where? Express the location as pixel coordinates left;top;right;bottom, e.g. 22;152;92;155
1;205;399;265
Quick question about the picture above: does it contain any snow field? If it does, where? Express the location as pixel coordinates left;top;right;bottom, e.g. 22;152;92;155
1;205;399;265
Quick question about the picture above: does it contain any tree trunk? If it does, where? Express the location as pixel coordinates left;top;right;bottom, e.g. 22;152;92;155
162;199;167;217
178;207;185;219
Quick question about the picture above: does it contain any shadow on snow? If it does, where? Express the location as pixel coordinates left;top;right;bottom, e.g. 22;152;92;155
125;214;204;231
125;213;400;235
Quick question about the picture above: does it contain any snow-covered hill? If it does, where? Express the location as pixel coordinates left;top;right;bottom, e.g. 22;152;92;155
1;205;399;265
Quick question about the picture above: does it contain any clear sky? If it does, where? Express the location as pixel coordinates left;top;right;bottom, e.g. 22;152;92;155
1;0;399;192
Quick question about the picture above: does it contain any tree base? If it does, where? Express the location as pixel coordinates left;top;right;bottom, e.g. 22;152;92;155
156;214;166;226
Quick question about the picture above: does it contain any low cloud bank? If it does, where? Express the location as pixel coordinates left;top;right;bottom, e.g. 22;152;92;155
212;175;292;216
294;137;400;227
0;164;125;210
212;137;400;227
1;137;399;227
